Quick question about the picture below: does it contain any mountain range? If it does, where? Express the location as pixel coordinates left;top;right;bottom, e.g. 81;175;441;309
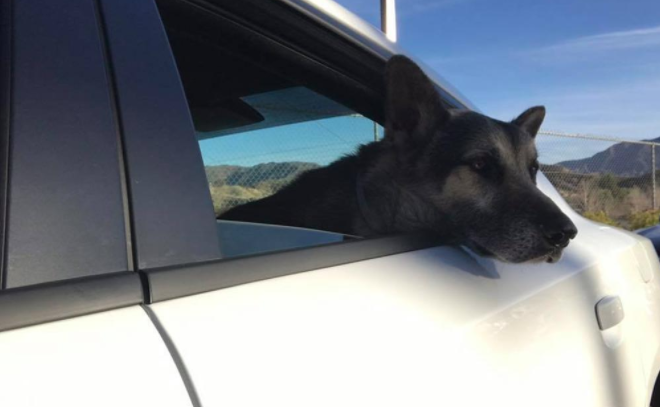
557;136;660;176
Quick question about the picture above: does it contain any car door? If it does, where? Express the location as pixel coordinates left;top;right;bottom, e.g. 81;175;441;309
0;1;192;406
117;0;660;406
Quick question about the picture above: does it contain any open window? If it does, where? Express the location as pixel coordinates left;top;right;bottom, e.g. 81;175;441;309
158;0;385;258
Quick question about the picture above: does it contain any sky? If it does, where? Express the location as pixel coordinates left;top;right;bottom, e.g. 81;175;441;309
334;0;660;142
201;0;660;167
202;115;378;167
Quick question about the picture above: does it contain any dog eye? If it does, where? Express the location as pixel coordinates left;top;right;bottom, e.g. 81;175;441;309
470;158;489;171
530;161;540;177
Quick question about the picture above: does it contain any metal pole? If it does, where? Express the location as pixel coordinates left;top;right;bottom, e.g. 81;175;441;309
380;0;397;42
653;145;657;210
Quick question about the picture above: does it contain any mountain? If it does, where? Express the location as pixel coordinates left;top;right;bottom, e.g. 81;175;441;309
205;161;321;215
557;136;660;176
205;161;320;188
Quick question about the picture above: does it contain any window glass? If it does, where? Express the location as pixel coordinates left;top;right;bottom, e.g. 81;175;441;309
163;23;382;257
200;87;380;216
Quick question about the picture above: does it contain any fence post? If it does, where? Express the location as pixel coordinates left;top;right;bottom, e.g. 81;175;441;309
653;144;657;210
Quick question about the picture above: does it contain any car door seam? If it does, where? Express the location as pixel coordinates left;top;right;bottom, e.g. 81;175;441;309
142;304;202;407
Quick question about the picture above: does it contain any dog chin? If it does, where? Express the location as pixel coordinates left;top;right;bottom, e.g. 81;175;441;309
515;247;564;264
466;239;564;264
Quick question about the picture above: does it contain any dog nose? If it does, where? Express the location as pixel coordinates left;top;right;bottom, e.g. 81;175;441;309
541;219;578;248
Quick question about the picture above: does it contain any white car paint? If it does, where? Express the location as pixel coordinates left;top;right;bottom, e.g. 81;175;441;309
147;175;660;406
0;306;192;407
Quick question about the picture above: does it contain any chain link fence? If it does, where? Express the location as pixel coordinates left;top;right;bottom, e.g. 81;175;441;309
201;111;380;216
537;130;660;230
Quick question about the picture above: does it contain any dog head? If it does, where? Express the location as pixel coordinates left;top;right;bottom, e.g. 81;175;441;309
382;55;577;263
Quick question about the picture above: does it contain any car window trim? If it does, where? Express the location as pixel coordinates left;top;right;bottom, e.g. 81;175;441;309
145;233;440;303
0;272;143;333
99;0;222;270
0;0;12;289
94;0;137;273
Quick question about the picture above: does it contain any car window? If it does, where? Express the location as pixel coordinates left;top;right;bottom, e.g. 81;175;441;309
200;87;378;216
161;15;382;258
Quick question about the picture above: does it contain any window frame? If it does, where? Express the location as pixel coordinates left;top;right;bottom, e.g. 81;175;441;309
156;0;387;123
115;0;469;303
98;0;222;270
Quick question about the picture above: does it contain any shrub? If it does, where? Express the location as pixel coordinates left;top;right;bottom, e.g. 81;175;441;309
583;211;619;227
629;210;660;230
210;184;269;216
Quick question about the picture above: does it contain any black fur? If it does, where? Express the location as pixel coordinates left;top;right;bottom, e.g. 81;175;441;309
221;55;577;263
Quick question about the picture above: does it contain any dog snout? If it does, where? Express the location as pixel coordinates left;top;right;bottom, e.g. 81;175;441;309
541;217;577;248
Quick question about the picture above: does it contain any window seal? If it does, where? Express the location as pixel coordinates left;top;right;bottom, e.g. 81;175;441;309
0;0;12;289
145;233;440;303
0;272;143;333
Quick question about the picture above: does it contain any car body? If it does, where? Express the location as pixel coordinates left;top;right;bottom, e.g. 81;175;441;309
637;224;660;257
1;0;660;406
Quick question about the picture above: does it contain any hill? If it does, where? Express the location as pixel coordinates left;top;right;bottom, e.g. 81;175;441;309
205;161;320;215
558;136;660;176
206;161;320;187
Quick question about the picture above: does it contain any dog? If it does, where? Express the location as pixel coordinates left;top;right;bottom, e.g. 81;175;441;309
220;55;577;263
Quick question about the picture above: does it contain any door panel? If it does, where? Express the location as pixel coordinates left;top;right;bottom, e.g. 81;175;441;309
148;207;654;406
0;306;192;407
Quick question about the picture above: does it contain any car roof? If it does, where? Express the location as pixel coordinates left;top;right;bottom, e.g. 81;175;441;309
278;0;478;111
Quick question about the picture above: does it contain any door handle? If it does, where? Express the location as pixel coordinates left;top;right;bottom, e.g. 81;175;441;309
595;296;624;331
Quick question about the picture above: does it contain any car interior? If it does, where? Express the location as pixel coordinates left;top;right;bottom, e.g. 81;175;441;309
158;1;380;258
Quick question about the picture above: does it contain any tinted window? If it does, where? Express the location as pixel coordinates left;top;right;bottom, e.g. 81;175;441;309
200;87;378;216
161;13;382;257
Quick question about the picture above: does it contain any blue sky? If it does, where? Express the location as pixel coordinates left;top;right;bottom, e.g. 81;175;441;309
202;116;378;167
336;0;660;141
201;0;660;167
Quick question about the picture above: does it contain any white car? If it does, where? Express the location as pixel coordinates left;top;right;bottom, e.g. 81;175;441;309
1;0;659;406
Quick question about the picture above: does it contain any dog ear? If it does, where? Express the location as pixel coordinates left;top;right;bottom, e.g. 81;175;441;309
384;55;448;146
512;106;545;137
